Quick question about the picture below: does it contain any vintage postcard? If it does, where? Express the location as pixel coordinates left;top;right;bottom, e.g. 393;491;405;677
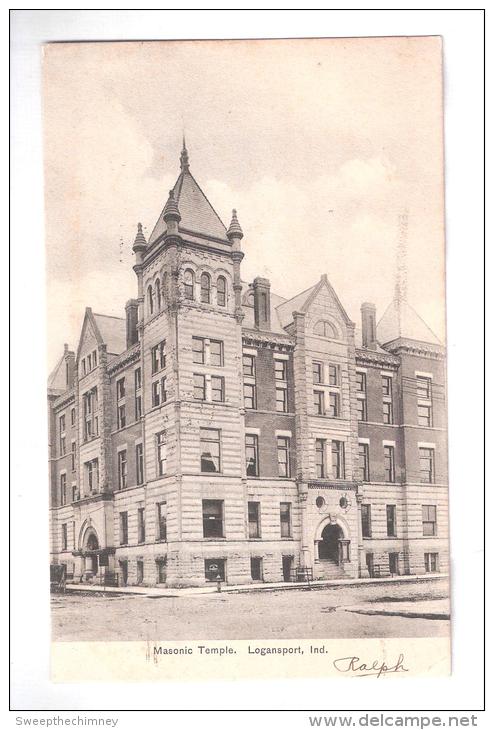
45;37;450;682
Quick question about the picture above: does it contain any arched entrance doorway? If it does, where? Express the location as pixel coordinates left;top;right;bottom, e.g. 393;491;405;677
83;528;99;576
318;523;344;562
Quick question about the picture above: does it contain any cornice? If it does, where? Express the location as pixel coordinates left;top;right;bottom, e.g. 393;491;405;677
52;388;75;411
107;344;141;375
382;337;446;360
355;348;400;368
242;327;295;350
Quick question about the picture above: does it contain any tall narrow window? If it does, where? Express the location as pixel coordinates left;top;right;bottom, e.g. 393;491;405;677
277;436;290;477
119;512;128;545
274;359;287;381
70;407;76;426
156;501;167;541
155;278;161;310
211;375;225;402
209;339;223;366
245;434;259;476
386;504;397;537
137;507;145;543
192;337;205;364
151;376;167;407
384;445;395;482
382;375;393;424
280;502;292;538
275;386;288;413
148;284;154;314
248;501;261;538
62;523;68;551
151;341;166;374
136;443;144;485
332;440;345;479
59;414;66;457
217;276;227;306
118;450;127;489
244;383;256;410
193;373;206;400
361;504;372;538
328;392;339;418
200;272;211;303
184;269;195;300
71;441;76;472
417;376;433;426
422;505;437;536
85;458;99;492
202;500;223;538
315;439;326;478
200;428;221;473
419;447;435;483
356;371;367;422
312;362;323;384
358;442;370;482
60;473;67;505
134;367;142;420
156;432;166;476
313;390;324;415
243;354;255;377
328;365;338;386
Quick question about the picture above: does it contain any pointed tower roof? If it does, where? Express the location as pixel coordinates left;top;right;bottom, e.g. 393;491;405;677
132;222;147;252
148;142;228;245
377;299;441;346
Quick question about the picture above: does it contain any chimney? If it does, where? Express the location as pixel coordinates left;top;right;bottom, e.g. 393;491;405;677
361;302;377;350
125;299;139;348
253;277;271;331
63;344;76;389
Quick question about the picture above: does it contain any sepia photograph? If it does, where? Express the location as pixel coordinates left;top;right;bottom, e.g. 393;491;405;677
42;37;452;674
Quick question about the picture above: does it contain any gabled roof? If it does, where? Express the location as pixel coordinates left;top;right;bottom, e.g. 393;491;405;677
275;275;351;329
377;299;441;346
76;308;127;361
148;154;228;245
47;352;67;392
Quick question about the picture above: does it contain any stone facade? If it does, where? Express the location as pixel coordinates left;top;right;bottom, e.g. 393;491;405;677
48;145;448;588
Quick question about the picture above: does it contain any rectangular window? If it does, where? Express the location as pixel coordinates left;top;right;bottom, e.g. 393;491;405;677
332;440;345;479
419;447;435;484
116;378;125;401
361;504;372;538
202;499;224;538
245;434;259;476
386;504;397;537
277;436;290;477
135;393;142;421
59;415;66;456
156;558;167;583
152;376;167;407
137;507;145;544
389;552;399;575
200;428;221;473
209;339;224;367
384;445;395;482
72;484;77;502
136;443;144;485
359;442;370;482
382;375;393;424
313;390;324;415
85;458;99;492
71;441;76;472
211;375;225;402
312;361;323;384
328;392;339;418
151;341;166;374
135;368;142;421
70;408;76;426
243;382;256;410
248;501;261;538
119;512;128;545
275;386;288;413
422;505;437;536
134;367;142;391
315;439;326;478
117;403;126;429
280;502;292;538
328;365;338;386
136;560;144;585
83;388;98;441
193;373;206;400
417;376;432;400
60;473;67;505
156;432;166;476
156;501;167;541
118;449;127;489
62;523;68;550
243;353;255;377
418;404;432;427
357;396;367;422
424;552;439;573
356;371;366;393
192;337;205;364
274;359;287;381
250;557;263;581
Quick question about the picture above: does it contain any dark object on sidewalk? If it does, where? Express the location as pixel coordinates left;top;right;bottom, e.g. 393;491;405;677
50;563;67;593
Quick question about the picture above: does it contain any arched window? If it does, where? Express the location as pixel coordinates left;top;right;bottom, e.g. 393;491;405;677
314;320;338;339
200;273;211;304
217;276;227;306
184;269;195;300
155;278;161;310
148;285;154;315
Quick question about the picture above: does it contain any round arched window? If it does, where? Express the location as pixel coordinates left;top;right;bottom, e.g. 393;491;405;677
217;276;227;306
316;496;325;509
200;273;211;304
314;320;338;338
155;278;161;310
184;269;195;300
147;284;154;314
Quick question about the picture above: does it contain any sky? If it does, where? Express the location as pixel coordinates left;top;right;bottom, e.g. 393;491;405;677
43;37;445;369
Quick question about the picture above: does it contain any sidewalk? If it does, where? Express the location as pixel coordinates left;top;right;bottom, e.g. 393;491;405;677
340;598;450;620
64;572;448;599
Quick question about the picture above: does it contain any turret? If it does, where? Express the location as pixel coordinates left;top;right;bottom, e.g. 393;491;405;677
226;208;243;252
163;190;181;236
132;222;147;265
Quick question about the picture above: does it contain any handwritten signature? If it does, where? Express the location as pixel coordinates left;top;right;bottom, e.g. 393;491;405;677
333;653;409;678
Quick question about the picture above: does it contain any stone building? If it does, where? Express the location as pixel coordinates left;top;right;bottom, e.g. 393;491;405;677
48;143;448;587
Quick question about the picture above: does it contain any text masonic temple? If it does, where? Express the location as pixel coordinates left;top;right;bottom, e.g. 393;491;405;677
48;144;448;588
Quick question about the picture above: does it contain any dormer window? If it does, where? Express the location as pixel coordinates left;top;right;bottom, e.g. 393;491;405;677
217;276;226;307
200;273;211;304
184;269;195;300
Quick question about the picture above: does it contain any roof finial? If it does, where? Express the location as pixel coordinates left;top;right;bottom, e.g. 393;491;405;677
163;189;181;223
180;136;189;172
226;208;243;241
133;221;147;251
